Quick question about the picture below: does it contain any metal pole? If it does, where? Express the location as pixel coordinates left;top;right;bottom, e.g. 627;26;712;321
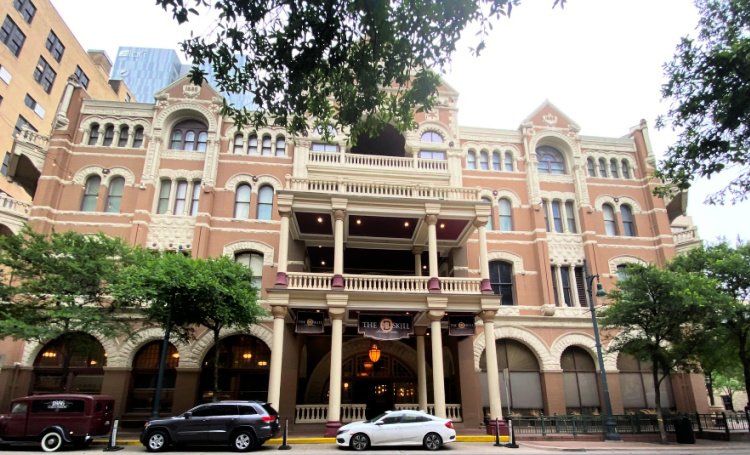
151;301;173;419
278;418;291;450
584;260;620;441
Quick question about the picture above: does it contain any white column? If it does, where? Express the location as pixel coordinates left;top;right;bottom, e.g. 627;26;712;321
416;327;428;411
426;215;440;291
554;265;565;306
429;310;446;418
327;309;345;423
482;310;503;420
275;210;291;286
476;219;491;293
569;266;580;307
413;247;423;276
267;305;287;409
332;209;345;288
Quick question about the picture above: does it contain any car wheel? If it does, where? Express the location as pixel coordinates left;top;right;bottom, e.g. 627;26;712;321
232;430;257;452
423;432;442;451
146;429;170;452
40;431;63;452
350;433;370;451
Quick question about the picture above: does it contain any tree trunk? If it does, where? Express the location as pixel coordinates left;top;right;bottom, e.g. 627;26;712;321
706;371;715;406
212;326;221;402
739;330;750;411
652;358;667;444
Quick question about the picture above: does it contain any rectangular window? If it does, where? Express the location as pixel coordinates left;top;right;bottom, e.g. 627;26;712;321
0;65;11;84
74;66;89;89
23;93;45;118
565;201;577;233
551;266;559;306
173;181;188;215
311;142;337;152
157;180;171;214
574;266;587;307
419;150;446;160
45;30;65;62
1;153;10;176
560;265;572;306
189;180;201;216
1;16;26;56
13;0;36;23
551;201;563;233
33;56;56;93
14;115;36;136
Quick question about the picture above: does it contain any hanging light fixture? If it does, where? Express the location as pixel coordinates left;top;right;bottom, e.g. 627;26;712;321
368;343;381;363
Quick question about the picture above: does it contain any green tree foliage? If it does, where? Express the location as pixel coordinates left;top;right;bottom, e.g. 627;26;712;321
155;0;564;140
599;264;725;443
657;0;750;203
670;242;750;406
114;251;264;400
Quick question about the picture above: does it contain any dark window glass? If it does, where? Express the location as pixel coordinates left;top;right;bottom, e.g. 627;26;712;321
133;126;144;148
45;30;64;61
504;151;513;171
492;152;501;170
1;16;26;56
621;205;636;237
88;123;100;145
489;261;514;306
275;135;286;156
248;134;258;154
499;198;512;232
610;159;619;178
33;56;56;93
102;125;114;146
13;0;36;23
24;93;36;109
74;65;89;89
621;160;631;179
1;152;10;176
233;133;244;153
598;158;607;177
170;120;208;151
14;115;36;135
261;135;272;155
586;158;596;176
118;126;129;147
189;180;201;216
560;265;572;306
157;180;171;214
239;405;258;415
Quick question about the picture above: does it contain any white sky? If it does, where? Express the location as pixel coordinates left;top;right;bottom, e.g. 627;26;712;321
51;0;749;244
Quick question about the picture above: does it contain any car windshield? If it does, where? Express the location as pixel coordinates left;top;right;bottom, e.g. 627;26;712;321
365;412;390;423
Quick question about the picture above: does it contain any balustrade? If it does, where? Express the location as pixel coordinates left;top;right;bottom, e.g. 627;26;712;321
287;177;480;201
295;403;461;423
308;152;448;173
284;272;482;295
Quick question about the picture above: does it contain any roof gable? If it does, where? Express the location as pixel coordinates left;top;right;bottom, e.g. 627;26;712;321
521;100;580;131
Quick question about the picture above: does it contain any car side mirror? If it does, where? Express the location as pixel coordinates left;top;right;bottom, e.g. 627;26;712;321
184;412;192;419
375;421;384;426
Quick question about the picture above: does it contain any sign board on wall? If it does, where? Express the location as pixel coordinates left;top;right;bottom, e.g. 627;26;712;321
448;315;475;336
295;311;325;334
358;314;414;340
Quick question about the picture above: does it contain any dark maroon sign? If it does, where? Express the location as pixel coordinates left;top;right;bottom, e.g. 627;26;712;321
295;311;325;334
448;315;475;336
358;314;413;340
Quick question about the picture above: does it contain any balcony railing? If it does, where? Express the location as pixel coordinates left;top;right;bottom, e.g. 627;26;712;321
308;152;448;173
285;272;482;295
287;177;480;201
294;403;462;424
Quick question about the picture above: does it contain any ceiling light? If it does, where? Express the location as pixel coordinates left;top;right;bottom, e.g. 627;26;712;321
356;219;362;225
321;260;326;266
317;216;324;223
404;221;410;227
439;223;445;229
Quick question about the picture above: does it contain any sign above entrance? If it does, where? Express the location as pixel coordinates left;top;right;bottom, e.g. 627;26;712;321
358;314;414;341
448;315;475;336
295;311;325;334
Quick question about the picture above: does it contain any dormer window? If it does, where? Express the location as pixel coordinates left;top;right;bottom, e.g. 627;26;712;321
169;119;208;152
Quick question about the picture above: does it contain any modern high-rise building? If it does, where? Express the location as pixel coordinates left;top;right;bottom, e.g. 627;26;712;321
0;0;132;233
0;74;708;432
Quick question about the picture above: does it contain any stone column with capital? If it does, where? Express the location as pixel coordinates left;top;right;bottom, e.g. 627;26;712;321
481;310;504;433
475;219;492;293
266;305;287;409
415;326;428;411
428;310;446;418
413;247;423;276
324;308;345;436
332;209;345;288
426;215;440;291
275;210;291;286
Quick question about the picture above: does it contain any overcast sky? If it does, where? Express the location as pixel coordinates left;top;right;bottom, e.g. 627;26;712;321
51;0;749;244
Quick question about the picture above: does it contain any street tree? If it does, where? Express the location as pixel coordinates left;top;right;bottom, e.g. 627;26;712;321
657;0;750;203
670;242;750;404
599;263;725;443
155;0;564;140
0;227;138;388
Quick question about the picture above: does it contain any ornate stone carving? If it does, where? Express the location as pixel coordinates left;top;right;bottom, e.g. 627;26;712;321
183;84;201;98
547;234;585;265
146;216;197;250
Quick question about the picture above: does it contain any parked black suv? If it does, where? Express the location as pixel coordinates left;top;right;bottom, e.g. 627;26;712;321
140;401;280;452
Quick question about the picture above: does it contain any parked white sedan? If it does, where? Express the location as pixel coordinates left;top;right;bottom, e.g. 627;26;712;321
336;409;456;451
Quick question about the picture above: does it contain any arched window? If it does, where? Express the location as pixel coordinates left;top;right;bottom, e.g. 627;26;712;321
536;145;566;174
233;133;244;154
248;134;258;154
128;341;178;413
499;198;513;232
235;252;264;289
105;176;125;213
565;200;577;233
504;151;514;172
275;135;286;156
173;180;188;215
199;334;270;401
421;131;443;143
156;179;171;214
586;158;596;176
621;204;636;236
257;185;274;220
467;151;477;169
80;175;100;211
561;347;600;414
621;160;631;179
102;124;114;146
489;261;514;306
479;340;543;414
170;120;208;151
189;180;201;216
261;135;272;156
603;203;617;236
482;197;493;231
33;333;106;394
88;123;100;145
492;152;501;171
610;159;619;178
479;150;489;170
618;353;674;412
598;158;608;177
616;264;630;281
133;126;145;148
234;184;252;219
117;126;129;147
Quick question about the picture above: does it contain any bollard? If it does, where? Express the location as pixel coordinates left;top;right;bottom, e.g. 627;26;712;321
103;419;123;452
278;417;291;450
493;419;502;447
505;418;518;449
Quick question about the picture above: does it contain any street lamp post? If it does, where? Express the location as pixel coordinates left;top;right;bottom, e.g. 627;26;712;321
584;260;620;441
152;299;173;419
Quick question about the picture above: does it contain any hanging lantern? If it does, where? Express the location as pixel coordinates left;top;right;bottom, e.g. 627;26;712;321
368;343;381;363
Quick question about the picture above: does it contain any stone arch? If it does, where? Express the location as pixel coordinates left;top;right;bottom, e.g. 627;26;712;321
184;324;274;369
614;196;642;213
72;166;105;185
157;169;203;181
111;326;186;369
473;325;554;372
608;255;648;275
416;121;453;145
530;131;579;165
487;251;526;274
153;103;218;133
223;240;275;266
103;167;136;186
550;332;617;372
594;195;619;212
494;190;522;208
21;331;119;367
252;175;283;193
225;174;255;192
305;337;425;403
479;190;496;205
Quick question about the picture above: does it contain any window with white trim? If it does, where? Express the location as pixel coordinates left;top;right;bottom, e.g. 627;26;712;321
536;145;566;174
235;252;263;289
504;151;513;172
234;184;251;219
499;198;513;232
467;150;476;169
105;177;125;213
489;261;514;306
621;204;636;236
257;185;274;220
81;175;100;212
603;204;617;236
